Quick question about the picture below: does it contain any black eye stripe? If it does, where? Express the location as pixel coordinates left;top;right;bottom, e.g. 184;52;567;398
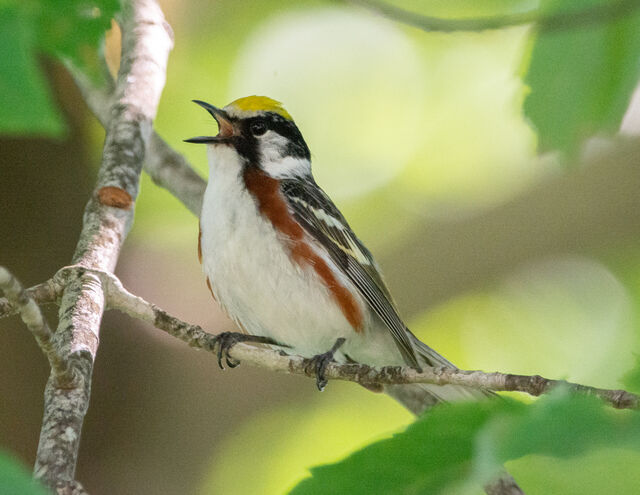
236;113;311;163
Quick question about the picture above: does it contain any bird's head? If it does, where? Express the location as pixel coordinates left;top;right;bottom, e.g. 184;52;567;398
185;96;311;179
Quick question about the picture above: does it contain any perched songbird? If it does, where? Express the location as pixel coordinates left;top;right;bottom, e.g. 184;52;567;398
186;96;491;409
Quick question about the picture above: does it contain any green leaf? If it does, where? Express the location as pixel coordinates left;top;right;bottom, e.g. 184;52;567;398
290;390;640;495
622;354;640;394
0;451;47;495
33;0;119;79
290;400;496;495
471;390;640;486
0;6;65;137
523;0;640;155
0;1;119;137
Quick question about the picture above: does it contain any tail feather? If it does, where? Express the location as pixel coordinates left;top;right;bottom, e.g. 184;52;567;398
386;333;494;414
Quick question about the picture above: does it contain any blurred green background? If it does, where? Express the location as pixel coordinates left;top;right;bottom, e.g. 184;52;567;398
2;0;640;493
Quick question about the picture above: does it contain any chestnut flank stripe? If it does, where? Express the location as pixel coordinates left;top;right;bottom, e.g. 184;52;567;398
244;168;363;331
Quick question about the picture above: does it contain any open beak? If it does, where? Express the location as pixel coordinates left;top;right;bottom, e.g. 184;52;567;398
184;100;234;144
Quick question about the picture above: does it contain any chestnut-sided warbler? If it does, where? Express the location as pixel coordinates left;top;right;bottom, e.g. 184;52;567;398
186;96;490;407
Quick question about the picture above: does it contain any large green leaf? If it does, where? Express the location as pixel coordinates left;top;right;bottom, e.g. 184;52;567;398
290;391;640;494
523;0;640;155
0;0;118;138
0;6;65;137
291;399;495;495
471;391;640;486
0;451;47;495
32;0;119;78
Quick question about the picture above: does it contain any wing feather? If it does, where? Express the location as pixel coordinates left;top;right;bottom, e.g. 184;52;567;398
281;179;421;368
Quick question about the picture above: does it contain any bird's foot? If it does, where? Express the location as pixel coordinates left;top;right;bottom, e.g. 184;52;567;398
304;338;346;391
211;332;280;369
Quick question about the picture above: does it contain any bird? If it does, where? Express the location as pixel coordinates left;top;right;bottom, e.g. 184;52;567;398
185;96;492;410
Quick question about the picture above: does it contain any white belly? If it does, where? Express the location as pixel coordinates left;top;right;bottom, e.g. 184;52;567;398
200;146;358;357
199;145;407;366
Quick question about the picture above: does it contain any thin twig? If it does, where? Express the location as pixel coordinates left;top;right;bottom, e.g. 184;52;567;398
111;271;640;410
0;267;72;385
0;279;59;319
219;344;640;410
346;0;640;33
48;265;634;411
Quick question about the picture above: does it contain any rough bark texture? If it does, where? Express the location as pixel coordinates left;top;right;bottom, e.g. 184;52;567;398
30;0;173;490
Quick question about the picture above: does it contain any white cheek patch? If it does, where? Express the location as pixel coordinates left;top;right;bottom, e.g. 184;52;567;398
259;131;311;178
260;131;288;161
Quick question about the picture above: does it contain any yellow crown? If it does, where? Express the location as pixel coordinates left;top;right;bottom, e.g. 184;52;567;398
226;96;293;121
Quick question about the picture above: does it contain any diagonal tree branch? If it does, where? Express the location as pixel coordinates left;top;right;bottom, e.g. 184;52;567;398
31;0;173;491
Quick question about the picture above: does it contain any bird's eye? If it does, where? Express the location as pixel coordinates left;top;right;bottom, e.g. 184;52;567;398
250;120;267;136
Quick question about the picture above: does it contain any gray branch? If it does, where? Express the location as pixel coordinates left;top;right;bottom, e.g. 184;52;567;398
30;0;173;491
0;268;71;384
132;289;639;411
10;267;638;412
0;280;60;319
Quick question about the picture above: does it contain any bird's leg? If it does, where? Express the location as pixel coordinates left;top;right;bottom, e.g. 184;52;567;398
304;338;346;391
211;332;283;369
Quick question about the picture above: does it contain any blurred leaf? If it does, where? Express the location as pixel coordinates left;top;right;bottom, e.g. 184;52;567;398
0;451;47;495
603;251;640;394
33;0;119;79
523;0;640;155
471;390;640;486
291;391;640;495
506;447;640;495
623;355;640;394
290;400;494;495
0;6;65;137
0;0;118;137
199;382;413;495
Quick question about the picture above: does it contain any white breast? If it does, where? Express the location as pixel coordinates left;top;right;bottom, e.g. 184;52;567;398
200;145;363;357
